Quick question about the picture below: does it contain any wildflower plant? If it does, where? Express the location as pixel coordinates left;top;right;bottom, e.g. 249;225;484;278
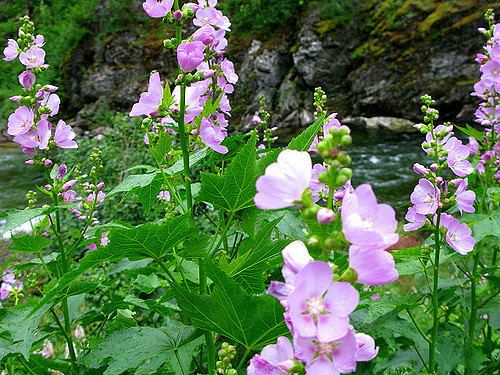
0;3;498;375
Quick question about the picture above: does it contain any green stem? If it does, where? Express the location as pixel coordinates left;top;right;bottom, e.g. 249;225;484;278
465;251;480;375
429;210;442;374
16;355;37;375
178;84;193;215
199;260;216;375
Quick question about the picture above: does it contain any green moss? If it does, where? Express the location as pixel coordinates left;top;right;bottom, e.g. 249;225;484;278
351;42;370;60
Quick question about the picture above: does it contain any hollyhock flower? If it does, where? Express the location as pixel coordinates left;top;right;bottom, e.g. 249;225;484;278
55;120;78;149
192;24;218;45
323;114;342;137
221;59;238;84
247;337;295;375
267;281;294;303
317;207;335;224
7;106;35;136
3;39;19;61
439;214;475;255
282;240;313;285
444;137;473;177
18;71;36;90
413;163;429;176
142;0;173;18
2;269;15;284
87;191;106;204
423;125;452;153
194;7;231;31
100;232;110;246
467;137;479;156
348;246;398;286
62;180;77;191
287;262;359;342
403;206;426;231
177;41;205;73
130;72;163;117
294;327;357;374
39;93;60;117
199;117;228;154
57;164;68;180
452;178;475;214
0;283;12;300
341;184;399;249
355;333;379;362
254;150;312;210
410;178;440;215
19;46;45;68
87;244;97;251
172;82;206;122
158;190;171;201
62;190;79;203
309;163;328;201
480;59;500;83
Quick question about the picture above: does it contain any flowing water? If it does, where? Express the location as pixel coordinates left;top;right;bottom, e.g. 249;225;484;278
0;131;428;232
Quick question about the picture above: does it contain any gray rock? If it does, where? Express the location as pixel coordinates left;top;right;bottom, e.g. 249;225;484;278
343;116;416;133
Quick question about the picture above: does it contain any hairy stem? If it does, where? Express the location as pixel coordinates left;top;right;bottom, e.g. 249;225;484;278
429;210;442;374
465;251;480;375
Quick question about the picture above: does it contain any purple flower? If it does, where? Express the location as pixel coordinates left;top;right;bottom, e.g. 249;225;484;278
62;190;79;203
452;178;475;214
62;179;77;191
19;46;46;68
172;82;206;122
444;137;473;177
177;41;205;73
142;0;173;18
7;106;35;136
55;120;78;149
317;207;335;224
254;150;312;210
221;59;238;84
18;70;36;89
57;164;68;180
247;337;294;375
341;184;399;249
3;39;19;61
403;206;426;232
39;92;61;117
2;269;15;284
348;246;398;286
294;327;357;374
0;283;12;300
309;163;328;201
412;163;429;176
199;117;228;154
440;214;475;255
466;136;479;156
287;262;359;342
157;190;171;201
193;25;219;46
130;72;164;117
410;178;440;215
281;240;312;286
194;7;231;31
355;333;379;362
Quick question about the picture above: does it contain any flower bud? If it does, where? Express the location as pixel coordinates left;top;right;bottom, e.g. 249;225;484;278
173;10;183;20
203;69;216;79
340;134;352;146
25;159;34;165
9;96;22;103
412;163;429;176
430;163;438;171
97;182;105;191
333;190;345;201
18;70;36;90
435;177;444;185
44;159;53;167
44;184;52;191
62;179;77;191
317;207;335;224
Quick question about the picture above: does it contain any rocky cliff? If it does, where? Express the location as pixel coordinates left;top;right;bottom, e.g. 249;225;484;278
55;1;499;132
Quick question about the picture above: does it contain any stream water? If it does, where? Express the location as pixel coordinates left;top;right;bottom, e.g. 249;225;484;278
0;131;428;233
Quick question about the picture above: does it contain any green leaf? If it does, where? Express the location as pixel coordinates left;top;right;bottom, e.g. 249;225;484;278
455;124;484;142
462;209;500;242
174;257;288;350
150;132;172;165
80;324;202;375
198;136;257;212
8;234;51;253
0;208;46;233
287;114;325;151
134;173;164;214
436;323;465;374
226;219;289;293
109;173;159;196
0;304;51;360
133;274;160;294
165;148;210;176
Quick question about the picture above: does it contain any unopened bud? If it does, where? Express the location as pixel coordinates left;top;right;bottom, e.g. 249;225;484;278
317;208;335;224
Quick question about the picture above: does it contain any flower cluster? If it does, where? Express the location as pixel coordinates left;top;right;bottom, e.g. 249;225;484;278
471;11;500;181
251;98;400;373
0;269;23;302
131;0;237;154
405;96;476;255
3;16;77;156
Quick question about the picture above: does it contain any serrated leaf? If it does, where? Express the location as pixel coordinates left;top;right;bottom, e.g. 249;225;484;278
464;209;500;242
455;124;484;142
287;114;325;151
198;136;257;212
0;208;46;233
174;257;288;350
109;173;159;196
80;324;202;375
165;148;210;176
134;173;163;214
8;234;51;253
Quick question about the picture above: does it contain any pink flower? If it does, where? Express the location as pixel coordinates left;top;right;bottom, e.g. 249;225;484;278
410;178;440;215
8;106;35;136
39;93;61;117
403;206;426;231
287;262;359;342
221;59;238;84
348;246;398;286
142;0;173;18
0;283;12;300
62;190;80;203
3;39;19;61
466;137;479;156
192;25;219;45
157;190;171;201
18;70;36;89
294;327;358;374
57;164;68;180
54;120;78;149
341;184;399;249
452;178;475;214
247;337;294;375
309;163;328;201
177;41;205;73
172;82;206;123
194;7;231;31
440;214;475;255
199;117;228;154
444;137;473;177
130;72;164;117
19;46;46;68
355;333;379;362
317;207;335;224
281;240;313;286
254;150;312;210
62;180;77;191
